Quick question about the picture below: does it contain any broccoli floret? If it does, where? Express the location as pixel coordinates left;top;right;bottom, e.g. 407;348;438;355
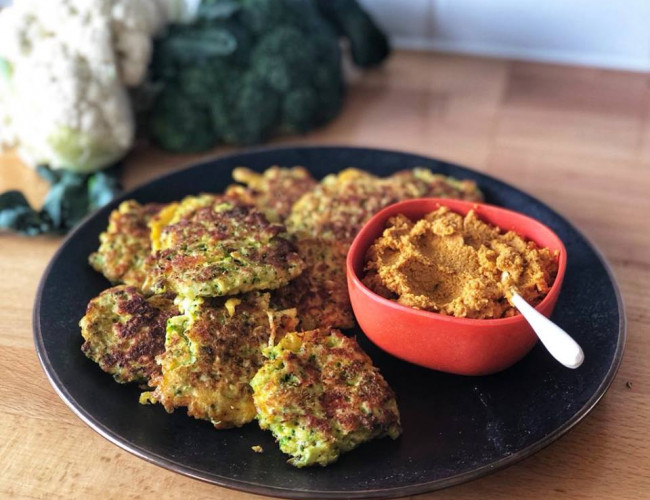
148;0;385;152
149;86;217;152
250;26;314;93
281;87;318;133
238;0;284;33
178;60;239;105
211;72;280;144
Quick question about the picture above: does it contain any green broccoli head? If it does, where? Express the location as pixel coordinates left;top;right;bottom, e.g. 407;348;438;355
149;85;217;152
238;0;284;33
211;71;280;144
149;0;380;152
251;26;315;93
281;87;319;133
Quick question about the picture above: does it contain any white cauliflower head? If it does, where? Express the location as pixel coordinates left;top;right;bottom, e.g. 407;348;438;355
0;0;170;173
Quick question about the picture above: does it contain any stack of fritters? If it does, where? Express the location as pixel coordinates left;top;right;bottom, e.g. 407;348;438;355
81;165;482;466
83;192;305;429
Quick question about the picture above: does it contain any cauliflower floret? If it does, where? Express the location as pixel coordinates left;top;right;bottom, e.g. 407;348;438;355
3;40;134;172
0;0;170;173
111;0;168;86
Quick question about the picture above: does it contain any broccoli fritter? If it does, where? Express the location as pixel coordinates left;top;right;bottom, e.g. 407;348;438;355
395;168;484;200
225;166;317;222
89;201;165;290
79;286;178;385
286;167;483;243
251;328;401;467
272;237;354;330
146;195;304;298
141;293;295;429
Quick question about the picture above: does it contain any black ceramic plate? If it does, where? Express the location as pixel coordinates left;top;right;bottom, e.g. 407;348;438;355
34;147;625;499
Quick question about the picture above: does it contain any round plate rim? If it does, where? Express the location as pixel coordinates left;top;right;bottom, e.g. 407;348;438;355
32;145;627;499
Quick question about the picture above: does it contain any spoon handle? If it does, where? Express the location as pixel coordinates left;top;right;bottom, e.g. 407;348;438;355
511;292;584;369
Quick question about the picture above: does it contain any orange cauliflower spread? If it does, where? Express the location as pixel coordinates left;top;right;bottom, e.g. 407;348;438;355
363;207;559;319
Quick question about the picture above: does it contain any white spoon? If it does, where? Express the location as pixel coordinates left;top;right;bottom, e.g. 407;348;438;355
503;272;584;369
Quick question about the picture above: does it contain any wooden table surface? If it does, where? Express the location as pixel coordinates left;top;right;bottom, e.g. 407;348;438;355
1;51;648;500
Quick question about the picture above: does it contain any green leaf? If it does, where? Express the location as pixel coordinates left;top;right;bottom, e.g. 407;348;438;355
0;191;49;235
88;169;122;211
0;163;123;236
162;28;238;62
0;190;30;212
35;165;62;184
198;1;241;20
41;175;89;230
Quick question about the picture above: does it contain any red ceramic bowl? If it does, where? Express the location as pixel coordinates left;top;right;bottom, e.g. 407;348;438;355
346;198;567;376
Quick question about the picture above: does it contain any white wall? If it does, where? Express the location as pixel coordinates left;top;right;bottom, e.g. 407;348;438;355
2;0;648;71
360;0;650;71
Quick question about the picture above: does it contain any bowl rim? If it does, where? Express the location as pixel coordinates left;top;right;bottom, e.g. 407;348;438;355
346;197;568;327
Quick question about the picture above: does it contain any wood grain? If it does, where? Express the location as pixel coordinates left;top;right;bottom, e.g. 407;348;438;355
1;50;649;500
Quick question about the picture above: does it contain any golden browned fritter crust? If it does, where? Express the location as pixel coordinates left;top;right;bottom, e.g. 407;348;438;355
146;195;304;298
79;286;178;384
141;293;296;429
272;238;354;330
251;328;401;467
390;168;483;201
225;166;317;222
89;201;165;290
286;167;483;243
